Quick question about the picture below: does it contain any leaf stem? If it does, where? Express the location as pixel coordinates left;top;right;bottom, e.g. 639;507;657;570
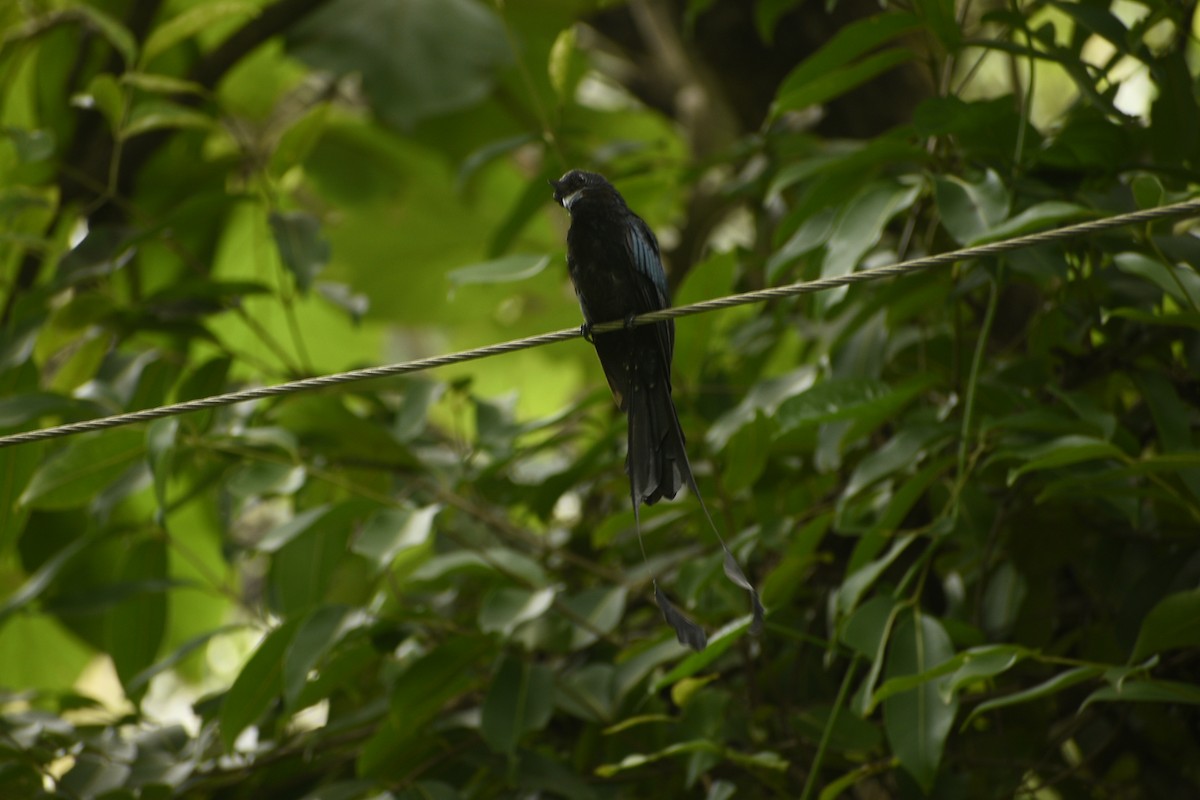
799;656;860;800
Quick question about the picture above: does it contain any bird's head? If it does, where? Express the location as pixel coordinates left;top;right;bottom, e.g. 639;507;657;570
549;170;614;213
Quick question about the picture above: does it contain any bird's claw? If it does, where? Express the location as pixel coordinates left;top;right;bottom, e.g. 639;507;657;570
580;322;595;343
623;313;637;330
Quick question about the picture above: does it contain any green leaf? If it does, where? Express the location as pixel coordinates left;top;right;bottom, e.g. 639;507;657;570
145;417;178;516
967;201;1092;246
142;1;259;63
2;128;55;163
1004;435;1126;485
0;393;97;429
883;611;957;792
126;624;247;696
287;0;513;130
107;538;168;698
257;506;330;553
941;645;1026;702
1131;174;1164;210
721;411;773;493
771;12;920;117
120;103;214;139
0;532;96;625
351;505;440;573
820;180;921;289
283;605;371;708
914;0;961;49
933;171;1009;246
269;211;330;292
840;595;898;659
707;368;815;449
47;5;138;64
1114;252;1200;309
72;74;124;137
315;281;370;322
966;666;1104;725
777;378;888;431
120;72;206;96
842;424;947;501
755;0;805;44
227;461;306;499
480;655;554;755
765;208;836;281
392;380;445;441
59;753;134;798
1048;1;1129;55
653;616;755;691
836;534;918;618
560;586;627;650
547;25;586;102
219;619;299;751
595;740;787;777
478;586;556;636
386;633;484;743
269;504;365;615
0;442;41;548
1148;51;1200;166
870;654;962;713
913;96;1039;161
1081;679;1200;710
456;133;536;192
555;663;617;723
1134;372;1200;504
446;254;550;287
1130;589;1200;662
981;562;1026;635
411;547;548;588
20;430;145;510
775;49;914;118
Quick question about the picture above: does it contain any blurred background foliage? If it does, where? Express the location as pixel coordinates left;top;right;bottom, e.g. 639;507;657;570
2;0;1200;797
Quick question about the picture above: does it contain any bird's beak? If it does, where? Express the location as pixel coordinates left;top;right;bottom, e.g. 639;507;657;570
548;178;564;206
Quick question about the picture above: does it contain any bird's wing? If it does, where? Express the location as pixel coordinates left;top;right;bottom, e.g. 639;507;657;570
625;214;675;367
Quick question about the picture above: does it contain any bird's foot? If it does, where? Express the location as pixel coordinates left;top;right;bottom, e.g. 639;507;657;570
623;313;637;330
580;322;595;343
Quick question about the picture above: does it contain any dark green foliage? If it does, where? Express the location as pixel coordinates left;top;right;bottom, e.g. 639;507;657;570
1;1;1199;798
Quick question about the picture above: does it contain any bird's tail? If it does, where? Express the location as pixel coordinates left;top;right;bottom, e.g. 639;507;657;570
626;360;765;651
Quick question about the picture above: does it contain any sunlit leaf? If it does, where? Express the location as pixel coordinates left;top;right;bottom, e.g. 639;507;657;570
352;505;440;573
142;1;259;63
447;254;550;287
478;586;556;636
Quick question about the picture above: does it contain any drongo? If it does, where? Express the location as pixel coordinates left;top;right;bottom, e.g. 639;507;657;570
551;169;763;650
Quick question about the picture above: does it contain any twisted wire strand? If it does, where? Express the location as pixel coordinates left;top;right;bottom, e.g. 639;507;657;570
1;196;1197;450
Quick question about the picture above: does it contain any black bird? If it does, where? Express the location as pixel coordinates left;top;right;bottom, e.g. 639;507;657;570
550;169;763;650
